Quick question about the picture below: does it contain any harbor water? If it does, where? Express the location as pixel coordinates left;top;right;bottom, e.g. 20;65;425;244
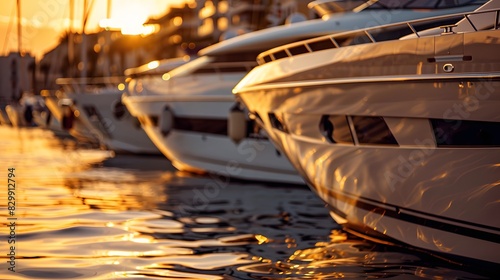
0;126;494;279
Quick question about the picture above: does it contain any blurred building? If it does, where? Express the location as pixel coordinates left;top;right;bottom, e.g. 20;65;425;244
38;32;98;90
38;0;317;90
0;52;36;105
145;1;202;58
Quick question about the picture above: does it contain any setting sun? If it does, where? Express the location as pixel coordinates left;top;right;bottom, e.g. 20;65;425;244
98;1;160;36
99;18;158;36
0;0;186;58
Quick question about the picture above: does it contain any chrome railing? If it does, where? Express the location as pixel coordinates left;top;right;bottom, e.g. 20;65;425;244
257;8;500;65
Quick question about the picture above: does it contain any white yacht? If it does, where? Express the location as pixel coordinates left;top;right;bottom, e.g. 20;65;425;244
55;57;189;154
234;3;500;265
122;0;483;184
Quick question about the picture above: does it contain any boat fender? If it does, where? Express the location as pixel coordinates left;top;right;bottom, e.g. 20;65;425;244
61;104;74;130
159;106;173;136
228;102;247;144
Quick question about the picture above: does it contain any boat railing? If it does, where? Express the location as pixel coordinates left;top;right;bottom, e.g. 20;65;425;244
257;8;500;65
56;76;126;94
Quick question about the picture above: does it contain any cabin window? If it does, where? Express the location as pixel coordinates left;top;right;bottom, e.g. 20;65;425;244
352;116;398;145
288;45;309;56
173;117;227;135
308;39;336;52
431;119;500;147
262;55;272;63
319;115;354;144
268;113;288;133
272;50;289;60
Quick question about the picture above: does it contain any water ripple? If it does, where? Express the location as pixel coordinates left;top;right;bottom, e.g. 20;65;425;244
0;127;493;279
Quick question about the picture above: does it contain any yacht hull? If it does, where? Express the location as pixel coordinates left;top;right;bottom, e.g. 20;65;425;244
235;28;500;263
68;90;160;154
238;79;500;264
122;74;303;184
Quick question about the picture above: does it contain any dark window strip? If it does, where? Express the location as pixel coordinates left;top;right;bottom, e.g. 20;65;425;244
172;117;260;139
288;45;309;56
319;115;354;144
431;118;500;147
273;50;289;60
308;39;336;52
173;117;227;136
352;116;398;146
268;113;288;133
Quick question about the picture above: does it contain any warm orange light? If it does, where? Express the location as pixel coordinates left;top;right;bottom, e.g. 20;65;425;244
98;2;159;36
147;60;160;70
173;16;183;26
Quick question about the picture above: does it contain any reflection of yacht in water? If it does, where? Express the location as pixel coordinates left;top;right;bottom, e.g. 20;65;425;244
122;0;482;184
234;2;500;265
54;57;189;154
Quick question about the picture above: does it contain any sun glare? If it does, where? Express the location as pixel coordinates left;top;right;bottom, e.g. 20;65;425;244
98;2;159;36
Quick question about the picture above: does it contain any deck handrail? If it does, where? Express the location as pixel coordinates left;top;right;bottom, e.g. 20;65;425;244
257;8;500;65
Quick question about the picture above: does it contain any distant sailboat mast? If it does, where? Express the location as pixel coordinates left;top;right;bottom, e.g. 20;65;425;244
82;0;96;80
16;0;21;54
11;0;22;101
68;0;74;78
81;0;88;80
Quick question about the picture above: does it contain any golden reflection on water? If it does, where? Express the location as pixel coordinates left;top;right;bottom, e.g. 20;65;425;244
0;127;259;279
0;127;491;279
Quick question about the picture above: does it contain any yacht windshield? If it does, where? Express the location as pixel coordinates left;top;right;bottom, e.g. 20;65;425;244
124;56;193;78
165;56;214;79
308;0;367;16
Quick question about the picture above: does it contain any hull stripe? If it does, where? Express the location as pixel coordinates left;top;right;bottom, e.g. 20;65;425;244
316;185;500;244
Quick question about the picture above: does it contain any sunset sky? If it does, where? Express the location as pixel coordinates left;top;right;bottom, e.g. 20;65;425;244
0;0;187;59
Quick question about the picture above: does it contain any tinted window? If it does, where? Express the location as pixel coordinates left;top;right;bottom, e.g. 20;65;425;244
352;116;398;145
288;45;309;56
308;39;336;52
174;117;227;135
268;113;288;133
319;115;354;144
431;119;500;147
272;50;289;60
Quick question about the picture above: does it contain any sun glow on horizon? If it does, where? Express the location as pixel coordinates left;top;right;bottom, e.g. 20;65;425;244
99;18;158;36
98;1;161;35
99;1;167;35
